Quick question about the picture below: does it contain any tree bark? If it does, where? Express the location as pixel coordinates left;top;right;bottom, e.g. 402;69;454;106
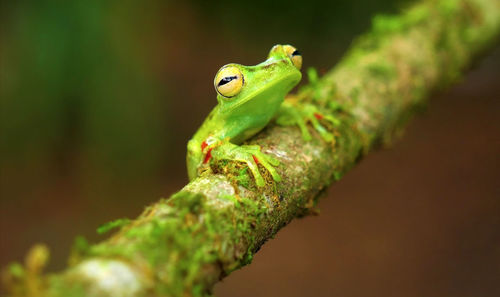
4;0;500;296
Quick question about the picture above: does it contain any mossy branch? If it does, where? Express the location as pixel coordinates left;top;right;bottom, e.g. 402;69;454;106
4;0;500;296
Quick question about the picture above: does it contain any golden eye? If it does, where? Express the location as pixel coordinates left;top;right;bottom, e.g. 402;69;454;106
214;65;244;98
283;45;302;70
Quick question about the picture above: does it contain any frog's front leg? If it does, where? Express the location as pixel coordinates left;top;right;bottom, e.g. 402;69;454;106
203;139;281;187
276;99;340;142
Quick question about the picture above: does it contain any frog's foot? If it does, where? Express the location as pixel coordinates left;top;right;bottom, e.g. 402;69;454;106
211;142;280;187
276;100;340;142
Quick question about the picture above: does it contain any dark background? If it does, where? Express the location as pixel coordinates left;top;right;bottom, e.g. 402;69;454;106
1;0;499;296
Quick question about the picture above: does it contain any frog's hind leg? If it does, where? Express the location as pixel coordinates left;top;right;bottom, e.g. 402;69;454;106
276;100;339;143
276;102;312;141
309;114;334;142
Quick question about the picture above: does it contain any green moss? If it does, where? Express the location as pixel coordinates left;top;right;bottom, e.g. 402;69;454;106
372;14;406;34
73;236;90;253
439;0;461;17
47;275;87;297
67;236;91;266
96;218;131;235
235;167;251;188
83;192;211;295
220;194;241;208
82;190;271;296
367;61;396;80
405;4;430;24
349;87;361;103
333;171;343;181
7;262;25;278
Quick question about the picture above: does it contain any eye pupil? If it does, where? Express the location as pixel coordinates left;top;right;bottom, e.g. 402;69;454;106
217;75;238;87
292;50;301;56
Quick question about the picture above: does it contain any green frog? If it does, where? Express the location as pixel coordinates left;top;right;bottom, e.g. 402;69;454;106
187;44;336;187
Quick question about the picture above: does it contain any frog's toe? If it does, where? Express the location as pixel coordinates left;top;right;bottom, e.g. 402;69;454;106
324;114;341;126
297;120;312;141
318;130;334;142
252;151;281;182
244;158;266;187
266;164;282;182
260;151;280;166
309;116;333;142
244;144;261;151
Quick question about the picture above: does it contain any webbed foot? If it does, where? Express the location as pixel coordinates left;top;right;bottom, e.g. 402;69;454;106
210;142;281;187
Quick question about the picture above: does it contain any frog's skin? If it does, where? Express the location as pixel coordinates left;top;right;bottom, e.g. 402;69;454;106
187;44;302;187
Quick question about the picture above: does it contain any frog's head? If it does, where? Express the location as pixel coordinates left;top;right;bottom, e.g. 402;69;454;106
213;44;302;116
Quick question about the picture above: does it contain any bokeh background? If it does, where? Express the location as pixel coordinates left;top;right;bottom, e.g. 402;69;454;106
1;0;499;296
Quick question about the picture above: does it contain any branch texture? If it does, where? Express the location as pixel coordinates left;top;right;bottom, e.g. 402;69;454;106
4;0;500;296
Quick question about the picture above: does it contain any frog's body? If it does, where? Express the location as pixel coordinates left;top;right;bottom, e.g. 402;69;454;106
187;45;302;186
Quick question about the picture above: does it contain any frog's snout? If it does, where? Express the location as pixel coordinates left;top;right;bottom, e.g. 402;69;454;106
268;44;302;70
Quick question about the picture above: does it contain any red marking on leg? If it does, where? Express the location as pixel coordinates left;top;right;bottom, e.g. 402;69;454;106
203;148;213;164
201;140;208;151
314;112;324;120
252;155;259;164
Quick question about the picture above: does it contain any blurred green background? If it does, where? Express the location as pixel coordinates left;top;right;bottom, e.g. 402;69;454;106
1;0;499;296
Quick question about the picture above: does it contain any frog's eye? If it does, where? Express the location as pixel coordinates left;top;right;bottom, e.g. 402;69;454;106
214;65;244;98
283;45;302;70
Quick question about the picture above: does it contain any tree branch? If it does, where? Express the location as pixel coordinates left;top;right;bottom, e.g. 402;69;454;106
4;0;500;296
